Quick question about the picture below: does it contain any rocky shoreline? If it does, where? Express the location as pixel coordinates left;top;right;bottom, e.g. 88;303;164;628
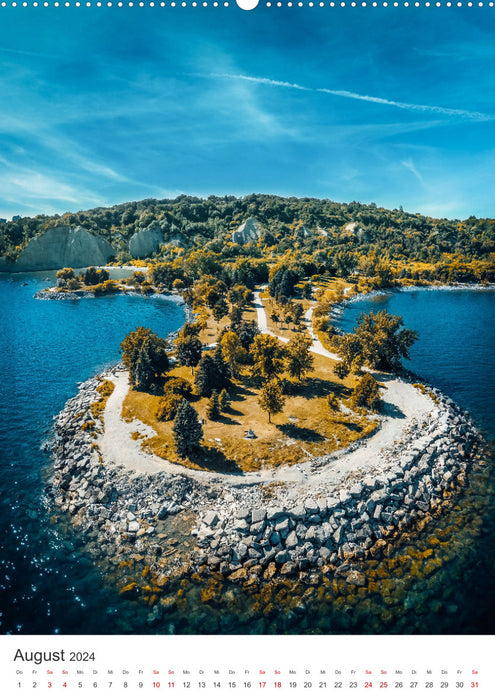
35;289;95;300
34;288;187;304
331;282;495;320
45;362;482;604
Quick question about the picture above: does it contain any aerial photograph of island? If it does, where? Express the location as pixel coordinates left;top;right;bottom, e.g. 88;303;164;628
0;4;494;639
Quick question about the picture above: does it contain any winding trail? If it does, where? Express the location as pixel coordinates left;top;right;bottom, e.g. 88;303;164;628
99;290;436;490
253;288;339;360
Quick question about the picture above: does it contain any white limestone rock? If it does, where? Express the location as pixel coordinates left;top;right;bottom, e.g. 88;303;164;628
129;221;163;259
15;226;116;271
231;217;261;244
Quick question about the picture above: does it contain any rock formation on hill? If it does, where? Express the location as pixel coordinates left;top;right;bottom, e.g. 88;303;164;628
298;225;314;237
129;221;164;259
11;226;116;271
231;217;261;244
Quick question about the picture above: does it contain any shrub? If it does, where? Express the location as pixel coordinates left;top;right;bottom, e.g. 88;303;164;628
164;376;193;398
350;372;381;410
128;270;146;286
93;279;119;296
156;394;183;421
81;420;96;432
97;380;115;398
327;393;340;412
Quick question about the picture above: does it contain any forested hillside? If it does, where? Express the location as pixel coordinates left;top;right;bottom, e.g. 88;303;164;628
1;194;494;282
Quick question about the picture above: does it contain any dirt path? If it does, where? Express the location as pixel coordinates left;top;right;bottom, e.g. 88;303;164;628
100;368;435;489
253;288;340;361
99;291;436;488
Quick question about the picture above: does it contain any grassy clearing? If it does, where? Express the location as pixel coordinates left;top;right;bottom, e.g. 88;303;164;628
121;352;378;474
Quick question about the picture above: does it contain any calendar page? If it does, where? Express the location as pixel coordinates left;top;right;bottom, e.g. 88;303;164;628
0;1;494;699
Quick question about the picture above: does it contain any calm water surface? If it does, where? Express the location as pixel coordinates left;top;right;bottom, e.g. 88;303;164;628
0;279;493;634
337;288;495;440
0;272;184;633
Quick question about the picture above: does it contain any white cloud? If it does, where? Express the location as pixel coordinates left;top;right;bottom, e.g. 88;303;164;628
0;161;108;213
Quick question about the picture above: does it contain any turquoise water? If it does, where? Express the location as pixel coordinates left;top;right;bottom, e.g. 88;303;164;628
0;272;185;633
0;277;493;634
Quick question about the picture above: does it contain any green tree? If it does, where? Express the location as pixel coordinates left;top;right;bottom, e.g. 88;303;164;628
212;344;231;388
120;327;170;390
173;399;203;457
292;302;304;326
56;267;74;288
220;331;244;378
229;304;243;328
334;250;357;278
83;267;109;286
301;282;313;299
133;338;154;391
258;379;286;423
236;319;259;352
227;284;253;306
212;297;229;321
350;372;381;410
285;335;314;381
334;361;350;380
195;353;218;397
181;321;202;337
251;334;286;380
269;267;300;300
219;388;230;411
354;310;418;370
176;335;203;374
206;390;221;420
335;334;364;376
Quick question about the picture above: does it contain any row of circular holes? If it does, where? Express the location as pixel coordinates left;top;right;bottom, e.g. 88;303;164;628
1;1;493;5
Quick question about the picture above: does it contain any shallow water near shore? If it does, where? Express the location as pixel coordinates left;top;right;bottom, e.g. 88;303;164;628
0;276;494;634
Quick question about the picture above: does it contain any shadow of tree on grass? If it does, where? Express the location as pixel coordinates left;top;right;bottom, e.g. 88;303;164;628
277;423;324;443
292;377;352;401
187;445;243;475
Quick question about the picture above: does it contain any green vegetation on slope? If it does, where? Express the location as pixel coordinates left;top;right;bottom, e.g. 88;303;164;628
1;194;494;283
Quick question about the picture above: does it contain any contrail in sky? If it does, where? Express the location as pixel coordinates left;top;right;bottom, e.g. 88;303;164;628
211;73;492;122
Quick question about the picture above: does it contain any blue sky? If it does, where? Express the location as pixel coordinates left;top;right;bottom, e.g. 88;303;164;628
1;5;494;220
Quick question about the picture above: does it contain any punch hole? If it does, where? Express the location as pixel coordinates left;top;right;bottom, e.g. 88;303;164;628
236;0;259;8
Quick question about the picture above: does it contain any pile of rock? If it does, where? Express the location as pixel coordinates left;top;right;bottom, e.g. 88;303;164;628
190;392;479;580
35;290;95;300
46;369;480;590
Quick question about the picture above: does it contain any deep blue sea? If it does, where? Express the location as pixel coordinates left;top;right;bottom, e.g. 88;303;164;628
0;272;185;634
0;277;493;635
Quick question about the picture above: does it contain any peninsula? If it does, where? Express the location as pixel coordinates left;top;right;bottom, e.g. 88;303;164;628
33;193;492;620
